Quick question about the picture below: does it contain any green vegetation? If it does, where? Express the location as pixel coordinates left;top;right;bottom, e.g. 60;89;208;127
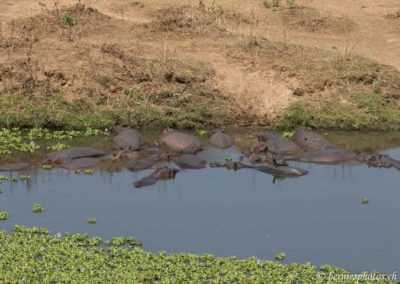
42;164;53;170
32;203;44;214
362;197;369;205
19;175;30;181
0;127;108;155
275;252;286;261
0;226;390;283
277;92;400;130
75;169;96;175
46;142;69;151
0;211;9;221
87;217;97;225
0;91;230;131
60;14;77;27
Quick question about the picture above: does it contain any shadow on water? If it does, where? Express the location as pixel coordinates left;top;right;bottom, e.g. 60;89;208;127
1;130;400;273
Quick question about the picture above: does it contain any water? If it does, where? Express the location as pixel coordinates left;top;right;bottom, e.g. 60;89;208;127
1;131;400;273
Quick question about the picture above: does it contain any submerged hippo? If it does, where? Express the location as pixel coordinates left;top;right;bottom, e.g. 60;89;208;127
134;167;179;188
44;147;107;164
125;159;157;172
174;155;207;169
61;157;105;170
209;160;252;171
359;153;400;170
209;130;234;149
113;128;144;151
258;131;302;156
256;165;308;177
299;148;357;164
160;129;202;154
0;162;31;172
292;128;332;150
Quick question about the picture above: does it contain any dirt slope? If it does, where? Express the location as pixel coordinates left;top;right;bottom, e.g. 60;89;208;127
1;0;400;127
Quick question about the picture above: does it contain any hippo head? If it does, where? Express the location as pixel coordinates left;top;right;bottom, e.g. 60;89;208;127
162;128;175;136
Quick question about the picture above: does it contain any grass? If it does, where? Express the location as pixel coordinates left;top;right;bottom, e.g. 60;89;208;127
0;225;392;283
277;91;400;130
0;90;231;131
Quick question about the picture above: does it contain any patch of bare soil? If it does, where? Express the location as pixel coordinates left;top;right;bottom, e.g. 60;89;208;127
280;7;355;34
0;4;221;105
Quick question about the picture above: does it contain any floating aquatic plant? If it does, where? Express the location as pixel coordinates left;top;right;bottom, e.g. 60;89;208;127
19;175;30;181
0;225;385;283
46;143;69;151
32;203;44;213
83;169;95;175
0;211;9;220
275;252;286;261
87;217;97;225
0;128;109;155
42;164;53;170
362;197;369;204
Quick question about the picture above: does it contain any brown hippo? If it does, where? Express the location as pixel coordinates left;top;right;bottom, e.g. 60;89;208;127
209;130;234;149
256;165;308;177
160;129;202;154
134;167;179;188
292;128;332;150
258;131;302;156
113;128;144;151
0;162;31;172
61;157;104;170
174;155;207;169
299;148;357;164
44;147;107;164
125;159;157;172
242;142;268;157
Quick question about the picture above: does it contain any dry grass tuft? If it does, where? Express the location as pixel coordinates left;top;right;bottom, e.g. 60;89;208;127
280;7;355;34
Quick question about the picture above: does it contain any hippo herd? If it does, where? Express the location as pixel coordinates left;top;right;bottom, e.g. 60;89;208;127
1;127;400;188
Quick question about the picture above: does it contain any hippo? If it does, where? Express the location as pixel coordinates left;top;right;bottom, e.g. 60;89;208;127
44;147;107;164
0;162;31;172
292;128;332;150
299;148;357;164
258;131;302;156
209;130;234;149
134;167;179;188
160;129;202;154
113;151;141;160
359;153;400;170
61;157;104;170
174;155;207;169
242;142;268;157
256;165;308;177
247;152;288;166
209;160;252;171
113;128;144;151
125;159;157;172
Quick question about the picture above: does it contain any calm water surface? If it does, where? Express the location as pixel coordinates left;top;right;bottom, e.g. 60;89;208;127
1;131;400;273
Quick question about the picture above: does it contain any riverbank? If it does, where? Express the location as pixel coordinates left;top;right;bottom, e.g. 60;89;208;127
0;226;392;283
1;1;400;131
